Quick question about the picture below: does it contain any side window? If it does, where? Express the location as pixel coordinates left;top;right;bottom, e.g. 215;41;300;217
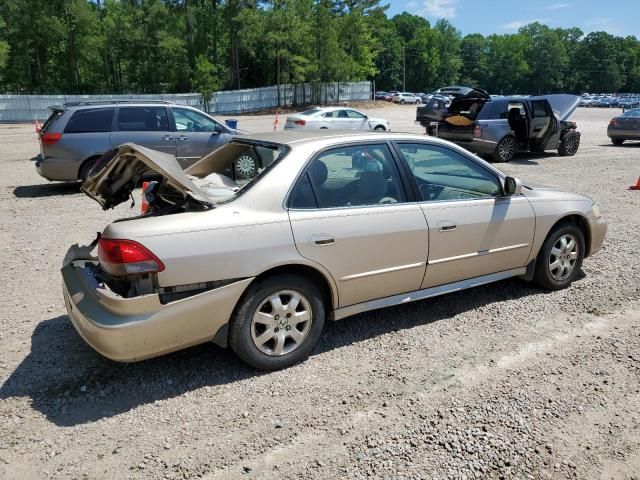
64;108;114;133
172;108;218;132
337;109;349;118
346;110;366;119
397;143;502;201
322;111;337;118
531;101;548;118
117;107;169;132
292;144;405;209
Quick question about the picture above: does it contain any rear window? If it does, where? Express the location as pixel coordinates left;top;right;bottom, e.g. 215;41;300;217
64;108;114;133
301;108;322;116
41;110;63;133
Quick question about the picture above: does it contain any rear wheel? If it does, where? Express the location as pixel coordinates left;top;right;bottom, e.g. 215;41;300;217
400;99;406;105
374;125;386;132
533;223;585;290
79;157;99;183
492;136;516;162
611;138;625;145
558;131;580;156
229;274;325;370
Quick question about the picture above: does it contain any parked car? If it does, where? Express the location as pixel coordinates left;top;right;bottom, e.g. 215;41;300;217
284;107;390;131
393;92;421;105
34;101;245;182
416;86;581;162
384;91;399;101
62;131;606;370
620;96;640;110
374;91;388;100
607;108;640;144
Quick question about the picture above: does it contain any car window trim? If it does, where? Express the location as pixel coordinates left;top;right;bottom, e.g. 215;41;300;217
170;106;225;134
390;140;506;202
64;107;116;134
285;140;414;211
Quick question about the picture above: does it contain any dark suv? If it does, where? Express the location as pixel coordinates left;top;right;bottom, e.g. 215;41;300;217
416;87;581;162
35;101;245;182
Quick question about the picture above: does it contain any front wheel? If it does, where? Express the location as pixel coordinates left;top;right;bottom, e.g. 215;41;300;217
492;136;516;162
400;100;406;105
533;224;585;290
229;275;325;370
558;131;580;156
611;138;624;145
374;125;386;131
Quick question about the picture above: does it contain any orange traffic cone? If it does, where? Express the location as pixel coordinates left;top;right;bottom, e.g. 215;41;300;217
273;111;279;131
630;177;640;191
141;181;150;213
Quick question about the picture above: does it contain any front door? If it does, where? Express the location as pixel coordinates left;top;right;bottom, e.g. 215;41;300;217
288;142;428;307
394;142;535;288
109;106;176;155
170;107;228;168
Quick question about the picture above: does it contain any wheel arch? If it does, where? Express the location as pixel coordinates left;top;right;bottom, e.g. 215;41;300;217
545;214;592;257
77;154;104;180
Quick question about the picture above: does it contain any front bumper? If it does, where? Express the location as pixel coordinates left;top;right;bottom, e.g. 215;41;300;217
62;260;253;362
588;214;607;257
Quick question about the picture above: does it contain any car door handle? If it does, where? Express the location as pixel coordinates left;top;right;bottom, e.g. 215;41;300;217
162;135;173;141
438;222;457;232
177;135;189;141
311;234;335;246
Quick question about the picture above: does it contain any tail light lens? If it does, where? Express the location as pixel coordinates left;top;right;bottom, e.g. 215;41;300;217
473;125;482;138
609;118;617;126
98;238;165;276
40;132;62;145
294;119;306;126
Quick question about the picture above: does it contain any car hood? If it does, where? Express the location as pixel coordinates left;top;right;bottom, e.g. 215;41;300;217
81;143;214;210
531;94;580;121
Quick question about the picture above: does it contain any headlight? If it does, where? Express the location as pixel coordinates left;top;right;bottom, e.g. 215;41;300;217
592;202;602;218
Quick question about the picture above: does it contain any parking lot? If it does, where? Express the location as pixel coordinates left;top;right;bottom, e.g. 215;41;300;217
1;105;639;479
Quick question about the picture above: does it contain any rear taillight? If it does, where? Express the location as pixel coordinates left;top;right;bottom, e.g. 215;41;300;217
40;132;62;145
294;119;306;126
98;238;165;276
609;118;617;126
474;125;482;138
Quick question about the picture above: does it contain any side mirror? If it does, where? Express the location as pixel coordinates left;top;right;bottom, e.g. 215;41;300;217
504;176;522;196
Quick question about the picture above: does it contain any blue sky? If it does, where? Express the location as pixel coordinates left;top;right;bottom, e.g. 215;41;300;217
385;0;640;38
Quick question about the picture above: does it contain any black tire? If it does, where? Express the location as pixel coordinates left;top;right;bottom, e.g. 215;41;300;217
532;223;585;290
400;99;406;105
374;125;386;131
492;136;516;162
229;274;325;370
79;157;99;183
611;138;625;145
558;131;580;156
234;151;259;179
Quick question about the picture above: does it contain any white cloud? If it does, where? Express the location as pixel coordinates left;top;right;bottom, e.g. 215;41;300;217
548;2;570;9
406;0;418;8
414;0;458;19
501;19;547;30
584;17;622;34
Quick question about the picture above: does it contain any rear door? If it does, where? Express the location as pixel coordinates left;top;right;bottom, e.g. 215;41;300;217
529;100;556;148
110;106;176;156
170;107;229;168
394;141;535;288
288;142;428;307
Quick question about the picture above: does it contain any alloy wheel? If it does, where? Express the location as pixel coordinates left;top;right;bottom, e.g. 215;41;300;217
499;137;516;161
564;134;579;155
548;234;579;281
250;290;313;356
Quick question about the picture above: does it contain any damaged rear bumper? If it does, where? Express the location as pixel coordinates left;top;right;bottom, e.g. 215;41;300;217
62;258;253;362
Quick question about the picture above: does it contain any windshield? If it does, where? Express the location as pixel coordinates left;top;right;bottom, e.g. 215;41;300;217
184;141;289;203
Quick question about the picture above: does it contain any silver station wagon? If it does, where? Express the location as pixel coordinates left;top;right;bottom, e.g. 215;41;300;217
62;131;606;370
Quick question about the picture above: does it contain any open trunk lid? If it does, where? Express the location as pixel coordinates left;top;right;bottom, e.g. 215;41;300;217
531;94;580;121
417;86;491;125
81;143;214;210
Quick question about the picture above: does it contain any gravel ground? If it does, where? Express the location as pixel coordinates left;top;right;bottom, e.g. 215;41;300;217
1;105;639;479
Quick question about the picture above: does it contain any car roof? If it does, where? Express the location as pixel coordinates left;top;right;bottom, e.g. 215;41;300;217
232;130;450;147
56;100;183;111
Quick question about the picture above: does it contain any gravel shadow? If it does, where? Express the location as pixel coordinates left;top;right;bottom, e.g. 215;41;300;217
0;277;564;427
598;142;640;148
13;182;81;198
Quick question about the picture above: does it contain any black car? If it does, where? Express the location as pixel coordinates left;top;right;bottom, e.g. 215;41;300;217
608;108;640;145
416;86;581;162
374;91;388;101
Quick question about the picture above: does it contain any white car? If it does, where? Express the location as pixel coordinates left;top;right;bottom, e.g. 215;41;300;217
284;107;390;132
393;92;421;105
